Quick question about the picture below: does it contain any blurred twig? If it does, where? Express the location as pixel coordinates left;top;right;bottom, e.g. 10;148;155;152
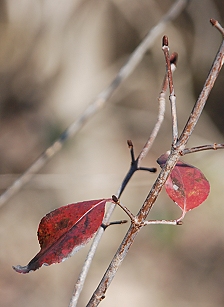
0;0;189;210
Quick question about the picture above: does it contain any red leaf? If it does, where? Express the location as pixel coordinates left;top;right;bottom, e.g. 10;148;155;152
13;199;110;273
157;154;210;217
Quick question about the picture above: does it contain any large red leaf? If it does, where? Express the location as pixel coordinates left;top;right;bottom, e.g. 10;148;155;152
13;199;109;273
157;154;210;217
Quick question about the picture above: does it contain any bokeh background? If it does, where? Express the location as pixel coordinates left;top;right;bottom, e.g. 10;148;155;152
0;0;224;306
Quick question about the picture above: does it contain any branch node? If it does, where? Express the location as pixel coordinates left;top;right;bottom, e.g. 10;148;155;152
172;143;177;150
162;35;169;47
94;293;105;301
112;195;119;203
170;52;178;65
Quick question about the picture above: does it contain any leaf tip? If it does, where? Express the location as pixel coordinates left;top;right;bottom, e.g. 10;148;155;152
12;264;30;274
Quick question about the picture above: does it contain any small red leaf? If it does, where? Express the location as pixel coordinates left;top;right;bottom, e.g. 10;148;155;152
157;154;210;217
13;199;110;273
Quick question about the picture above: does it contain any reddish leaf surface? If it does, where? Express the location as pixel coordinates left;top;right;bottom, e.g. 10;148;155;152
157;153;210;216
13;199;110;273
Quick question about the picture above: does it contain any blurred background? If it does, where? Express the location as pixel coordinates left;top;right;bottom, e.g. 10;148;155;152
0;0;224;306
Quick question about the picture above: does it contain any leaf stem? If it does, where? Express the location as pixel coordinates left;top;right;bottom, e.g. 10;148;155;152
112;195;135;222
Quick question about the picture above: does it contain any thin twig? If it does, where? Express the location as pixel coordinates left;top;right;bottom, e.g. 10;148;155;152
112;195;135;222
162;36;178;145
101;220;128;230
117;54;177;199
68;202;116;307
182;143;224;155
144;219;182;226
137;52;178;167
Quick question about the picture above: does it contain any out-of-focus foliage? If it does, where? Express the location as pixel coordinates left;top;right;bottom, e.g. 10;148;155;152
0;1;224;306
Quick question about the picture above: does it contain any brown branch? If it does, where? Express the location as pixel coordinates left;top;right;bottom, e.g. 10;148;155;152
68;2;189;306
86;20;224;307
68;0;189;307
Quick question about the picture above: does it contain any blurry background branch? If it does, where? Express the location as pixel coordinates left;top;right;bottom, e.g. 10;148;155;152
0;0;188;209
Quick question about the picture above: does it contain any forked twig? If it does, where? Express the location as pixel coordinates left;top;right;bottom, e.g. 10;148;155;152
117;140;157;199
117;53;177;198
